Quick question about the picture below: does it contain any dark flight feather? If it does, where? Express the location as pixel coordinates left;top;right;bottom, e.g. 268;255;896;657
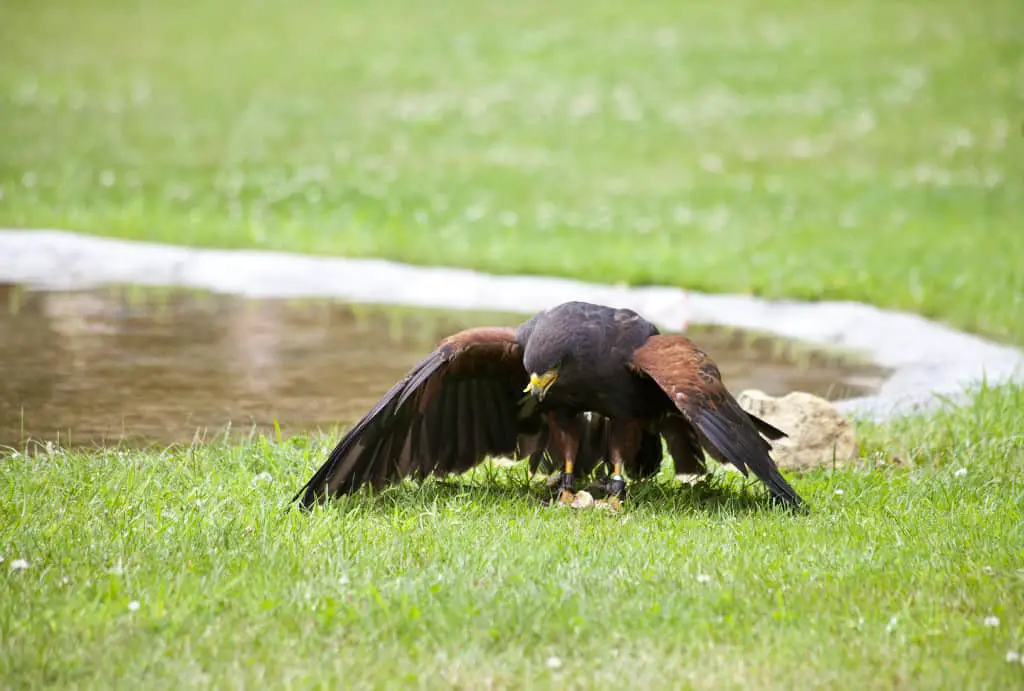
629;334;804;508
659;414;707;476
292;327;534;507
568;414;664;480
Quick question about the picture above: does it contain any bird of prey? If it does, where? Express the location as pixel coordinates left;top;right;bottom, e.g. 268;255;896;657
292;301;804;509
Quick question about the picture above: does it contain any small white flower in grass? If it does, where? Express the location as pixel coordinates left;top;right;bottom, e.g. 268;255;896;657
834;488;845;496
954;467;967;478
498;211;518;228
696;574;711;584
252;471;274;485
984;615;1000;628
128;600;140;612
885;616;898;634
339;574;350;586
699;154;724;174
546;656;563;669
10;559;29;571
1006;651;1020;663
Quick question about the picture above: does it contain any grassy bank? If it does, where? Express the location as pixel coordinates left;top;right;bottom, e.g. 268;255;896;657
2;0;1024;688
1;0;1022;341
2;384;1023;688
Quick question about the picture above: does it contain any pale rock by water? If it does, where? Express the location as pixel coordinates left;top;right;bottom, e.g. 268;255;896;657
737;389;859;470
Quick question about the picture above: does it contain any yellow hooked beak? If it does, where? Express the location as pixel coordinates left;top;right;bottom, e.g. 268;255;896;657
524;370;559;400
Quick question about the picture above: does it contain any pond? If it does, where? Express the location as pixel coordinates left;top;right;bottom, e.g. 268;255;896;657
0;283;888;449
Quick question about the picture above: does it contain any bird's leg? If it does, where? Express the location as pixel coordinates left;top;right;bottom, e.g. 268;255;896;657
605;418;642;501
547;410;580;504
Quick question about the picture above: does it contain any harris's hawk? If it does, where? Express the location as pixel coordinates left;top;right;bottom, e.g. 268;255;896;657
293;301;804;509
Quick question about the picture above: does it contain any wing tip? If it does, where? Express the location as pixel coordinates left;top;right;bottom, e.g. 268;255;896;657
760;466;807;511
748;412;788;440
692;408;807;511
289;472;330;510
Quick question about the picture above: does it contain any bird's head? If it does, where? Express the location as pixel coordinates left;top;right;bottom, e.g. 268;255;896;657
519;309;578;402
522;341;567;401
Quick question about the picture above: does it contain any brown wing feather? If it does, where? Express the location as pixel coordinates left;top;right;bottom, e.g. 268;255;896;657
629;334;804;508
293;327;533;507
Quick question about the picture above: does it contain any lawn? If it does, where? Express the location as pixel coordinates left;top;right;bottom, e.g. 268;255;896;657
1;0;1022;340
2;0;1024;688
3;385;1023;688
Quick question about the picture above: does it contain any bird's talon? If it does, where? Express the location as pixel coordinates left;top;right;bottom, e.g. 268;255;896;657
608;475;627;500
546;471;576;505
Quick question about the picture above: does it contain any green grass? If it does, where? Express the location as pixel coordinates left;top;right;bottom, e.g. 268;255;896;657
1;0;1023;341
3;0;1024;688
3;383;1024;689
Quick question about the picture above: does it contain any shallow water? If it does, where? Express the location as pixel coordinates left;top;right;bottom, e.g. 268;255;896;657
0;284;887;449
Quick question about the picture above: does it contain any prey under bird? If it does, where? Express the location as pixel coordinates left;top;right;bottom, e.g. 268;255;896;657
292;301;804;509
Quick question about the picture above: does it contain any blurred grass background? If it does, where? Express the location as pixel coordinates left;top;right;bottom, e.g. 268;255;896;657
1;0;1022;339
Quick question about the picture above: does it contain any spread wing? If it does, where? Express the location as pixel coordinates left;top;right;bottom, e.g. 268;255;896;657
293;327;539;507
629;334;804;508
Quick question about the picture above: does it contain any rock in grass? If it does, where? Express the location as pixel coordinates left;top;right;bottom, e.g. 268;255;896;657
737;389;859;470
570;490;595;509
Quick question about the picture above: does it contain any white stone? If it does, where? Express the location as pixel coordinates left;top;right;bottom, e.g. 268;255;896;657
737;390;859;470
570;490;595;509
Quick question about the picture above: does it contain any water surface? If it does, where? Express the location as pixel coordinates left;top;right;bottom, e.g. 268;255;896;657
0;284;887;449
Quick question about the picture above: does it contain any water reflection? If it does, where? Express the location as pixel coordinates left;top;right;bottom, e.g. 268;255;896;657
0;284;887;449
